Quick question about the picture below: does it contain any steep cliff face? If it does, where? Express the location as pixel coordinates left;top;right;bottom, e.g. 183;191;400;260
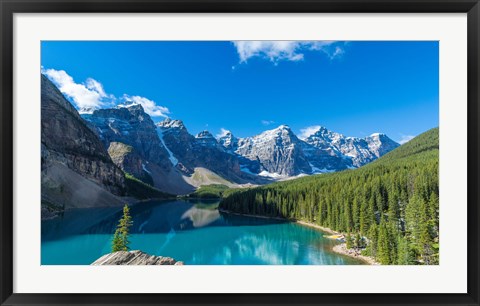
107;142;143;177
83;105;172;171
84;110;195;194
41;75;125;212
156;118;195;174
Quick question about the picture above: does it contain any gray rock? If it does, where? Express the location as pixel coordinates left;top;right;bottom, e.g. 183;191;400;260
83;104;172;171
235;125;312;176
91;250;184;265
41;74;125;214
304;127;400;168
157;119;248;183
108;142;145;180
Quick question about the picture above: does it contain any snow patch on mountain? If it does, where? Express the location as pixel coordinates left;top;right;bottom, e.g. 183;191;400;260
142;163;151;174
258;171;286;179
157;127;178;166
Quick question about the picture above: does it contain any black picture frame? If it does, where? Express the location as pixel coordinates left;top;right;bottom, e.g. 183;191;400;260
1;0;479;305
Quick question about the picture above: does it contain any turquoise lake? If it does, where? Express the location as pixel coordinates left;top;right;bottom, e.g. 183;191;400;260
41;200;365;265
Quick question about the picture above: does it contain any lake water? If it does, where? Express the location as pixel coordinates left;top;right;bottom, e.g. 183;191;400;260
41;199;365;265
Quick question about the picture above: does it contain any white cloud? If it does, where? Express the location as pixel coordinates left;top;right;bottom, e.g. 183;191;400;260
43;68;170;118
261;120;275;126
299;125;321;140
85;78;107;97
232;41;344;63
216;128;231;139
398;135;415;145
120;95;170;117
42;68;115;109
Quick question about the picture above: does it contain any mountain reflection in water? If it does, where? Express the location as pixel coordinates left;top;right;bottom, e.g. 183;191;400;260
41;199;364;265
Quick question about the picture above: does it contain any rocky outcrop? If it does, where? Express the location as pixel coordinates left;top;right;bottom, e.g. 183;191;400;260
108;142;145;179
91;250;184;265
41;75;125;212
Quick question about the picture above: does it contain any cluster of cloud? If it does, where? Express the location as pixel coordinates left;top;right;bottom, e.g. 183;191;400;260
42;68;115;109
42;68;170;117
232;41;345;63
298;125;322;140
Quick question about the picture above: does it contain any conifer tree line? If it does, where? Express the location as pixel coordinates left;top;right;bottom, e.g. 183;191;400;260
220;128;439;265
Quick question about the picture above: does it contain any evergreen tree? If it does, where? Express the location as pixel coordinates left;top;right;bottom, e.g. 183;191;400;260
111;204;133;252
396;235;411;265
377;221;391;264
366;223;379;257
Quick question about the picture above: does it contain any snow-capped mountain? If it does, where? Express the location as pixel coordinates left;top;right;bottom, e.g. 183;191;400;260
196;130;225;150
78;106;98;114
217;130;238;152
216;124;399;176
304;127;400;167
232;125;311;176
81;103;399;193
45;74;398;199
156;119;248;183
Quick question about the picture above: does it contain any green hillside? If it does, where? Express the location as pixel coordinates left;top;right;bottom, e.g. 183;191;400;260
220;128;439;265
187;184;230;199
124;173;173;200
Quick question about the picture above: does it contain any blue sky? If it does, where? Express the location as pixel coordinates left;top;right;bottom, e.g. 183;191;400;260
41;41;438;143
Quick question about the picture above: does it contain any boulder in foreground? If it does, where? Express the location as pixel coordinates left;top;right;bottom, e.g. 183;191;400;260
91;250;184;265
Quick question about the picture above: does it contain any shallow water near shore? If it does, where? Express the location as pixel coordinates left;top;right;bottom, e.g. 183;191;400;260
41;199;365;265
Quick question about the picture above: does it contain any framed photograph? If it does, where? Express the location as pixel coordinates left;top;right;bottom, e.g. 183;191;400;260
1;0;479;305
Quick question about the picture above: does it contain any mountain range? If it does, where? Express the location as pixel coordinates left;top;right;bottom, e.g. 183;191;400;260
41;74;400;216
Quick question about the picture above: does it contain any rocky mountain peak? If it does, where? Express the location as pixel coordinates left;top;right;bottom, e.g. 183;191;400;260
196;130;215;139
235;125;311;176
116;104;149;122
304;127;399;167
369;132;385;138
78;106;98;115
276;124;290;130
260;125;297;141
365;133;399;157
218;131;238;151
195;130;222;149
157;118;186;130
306;126;343;142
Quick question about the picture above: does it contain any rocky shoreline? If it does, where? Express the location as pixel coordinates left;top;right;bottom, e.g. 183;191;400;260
91;250;184;265
332;244;380;265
